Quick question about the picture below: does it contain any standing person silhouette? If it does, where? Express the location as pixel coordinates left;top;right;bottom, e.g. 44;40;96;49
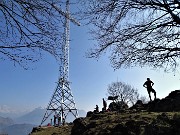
143;78;156;101
103;98;107;111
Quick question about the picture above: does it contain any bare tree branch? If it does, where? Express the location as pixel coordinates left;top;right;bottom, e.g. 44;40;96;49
107;81;139;106
81;0;180;72
0;0;76;69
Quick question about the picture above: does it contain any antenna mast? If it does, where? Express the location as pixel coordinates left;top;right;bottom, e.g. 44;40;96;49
41;0;79;126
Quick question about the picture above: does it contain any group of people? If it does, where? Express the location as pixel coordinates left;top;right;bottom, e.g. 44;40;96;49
47;78;158;126
94;78;157;112
50;114;65;126
94;98;107;113
46;78;157;127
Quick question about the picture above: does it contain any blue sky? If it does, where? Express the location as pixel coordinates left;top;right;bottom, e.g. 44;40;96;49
0;23;180;114
0;1;180;115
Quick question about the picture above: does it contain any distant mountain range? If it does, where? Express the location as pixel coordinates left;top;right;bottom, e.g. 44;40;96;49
0;116;14;132
15;107;86;125
2;124;35;135
15;107;45;125
0;107;86;135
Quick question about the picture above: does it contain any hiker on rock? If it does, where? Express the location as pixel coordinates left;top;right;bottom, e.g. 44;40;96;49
103;98;107;111
94;105;99;113
143;78;156;101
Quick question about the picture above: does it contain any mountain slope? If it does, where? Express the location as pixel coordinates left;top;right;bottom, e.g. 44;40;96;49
16;107;86;125
0;116;14;132
15;107;45;125
3;124;35;135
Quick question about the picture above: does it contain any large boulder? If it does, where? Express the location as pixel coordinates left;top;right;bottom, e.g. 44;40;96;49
149;90;180;112
71;117;88;135
109;101;128;111
129;90;180;112
130;100;146;111
86;111;93;117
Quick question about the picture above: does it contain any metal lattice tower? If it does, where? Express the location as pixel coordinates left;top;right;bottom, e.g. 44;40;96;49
41;0;80;126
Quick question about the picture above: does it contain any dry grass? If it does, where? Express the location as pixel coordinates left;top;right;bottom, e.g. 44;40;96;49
30;125;72;135
30;112;180;135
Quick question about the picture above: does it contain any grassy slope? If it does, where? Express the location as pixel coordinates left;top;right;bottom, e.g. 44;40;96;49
30;125;72;135
30;111;180;135
72;111;180;135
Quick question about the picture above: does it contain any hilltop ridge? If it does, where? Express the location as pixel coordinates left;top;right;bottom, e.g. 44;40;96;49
30;90;180;135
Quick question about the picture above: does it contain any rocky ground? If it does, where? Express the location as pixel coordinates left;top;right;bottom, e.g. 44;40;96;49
30;90;180;135
71;111;180;135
